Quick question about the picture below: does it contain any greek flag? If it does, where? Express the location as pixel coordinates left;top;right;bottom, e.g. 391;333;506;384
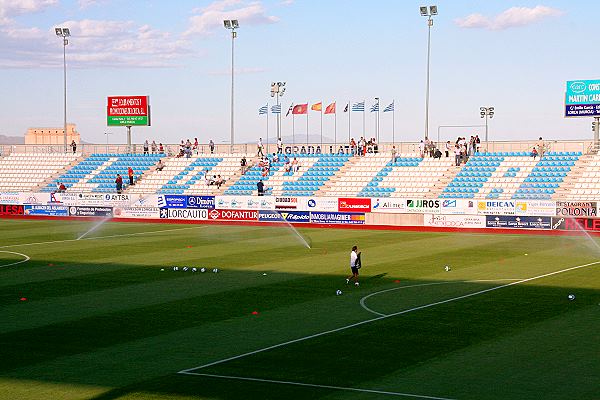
258;105;268;115
370;102;379;112
383;102;394;112
271;104;281;114
352;101;365;112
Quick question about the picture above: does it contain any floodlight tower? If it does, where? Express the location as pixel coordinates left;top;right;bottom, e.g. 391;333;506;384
224;19;239;151
55;27;71;152
420;5;437;140
270;82;286;141
480;106;495;152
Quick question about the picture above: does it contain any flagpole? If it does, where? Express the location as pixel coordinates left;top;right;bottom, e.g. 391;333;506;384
293;114;295;147
377;98;380;144
320;106;323;150
266;104;269;155
362;99;365;141
393;100;396;145
348;101;351;150
334;104;337;152
306;108;309;150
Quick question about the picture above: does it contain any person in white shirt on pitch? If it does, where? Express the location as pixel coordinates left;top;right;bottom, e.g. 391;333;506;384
346;245;361;286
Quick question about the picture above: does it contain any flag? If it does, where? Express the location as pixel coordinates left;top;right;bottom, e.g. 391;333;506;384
383;101;394;112
258;105;268;115
311;102;322;112
271;104;281;114
325;102;336;114
352;101;365;112
286;104;294;116
370;102;379;112
292;103;308;115
343;103;349;113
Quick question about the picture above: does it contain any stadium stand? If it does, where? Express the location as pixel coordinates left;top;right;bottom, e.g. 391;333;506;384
128;154;247;195
42;153;163;193
225;153;350;196
558;152;599;200
0;152;79;192
440;151;581;200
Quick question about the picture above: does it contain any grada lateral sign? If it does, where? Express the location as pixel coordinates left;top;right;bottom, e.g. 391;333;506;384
107;96;151;126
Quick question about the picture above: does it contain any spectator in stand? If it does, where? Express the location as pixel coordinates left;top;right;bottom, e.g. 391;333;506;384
391;145;397;163
257;179;265;196
159;143;164;153
445;141;452;158
115;174;123;193
143;140;149;155
209;139;215;154
257;138;264;156
185;140;192;158
537;137;545;157
128;166;134;186
179;140;185;154
358;137;366;156
531;147;538;159
284;158;292;172
419;140;425;158
350;138;357;155
70;140;77;154
57;182;66;192
277;137;283;154
475;135;481;153
193;138;199;154
454;144;461;166
216;175;225;188
151;140;157;154
156;159;165;171
272;153;279;163
240;156;247;174
292;157;299;173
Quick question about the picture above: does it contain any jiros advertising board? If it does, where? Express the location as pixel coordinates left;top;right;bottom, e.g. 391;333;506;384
405;199;441;214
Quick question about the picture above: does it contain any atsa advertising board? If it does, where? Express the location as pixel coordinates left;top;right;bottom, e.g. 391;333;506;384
310;212;365;225
258;210;310;223
477;201;516;216
338;198;371;212
102;194;132;206
555;201;597;217
107;95;151;126
298;197;339;212
24;205;69;216
486;215;551;229
424;214;486;228
552;217;600;231
405;199;441;214
69;206;113;217
0;204;24;215
159;208;208;220
370;198;406;213
208;209;258;221
515;200;556;217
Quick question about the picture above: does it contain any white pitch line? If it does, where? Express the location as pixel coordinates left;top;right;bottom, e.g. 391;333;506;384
360;279;523;317
179;371;456;400
0;226;207;249
0;251;30;268
178;260;600;374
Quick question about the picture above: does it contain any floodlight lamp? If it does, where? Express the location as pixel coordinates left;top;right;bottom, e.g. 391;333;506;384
480;107;486;111
277;81;282;86
282;82;286;86
489;107;494;111
224;20;231;29
420;6;428;16
430;5;438;15
480;112;486;117
55;28;63;36
232;20;239;29
281;88;286;95
271;82;276;87
63;28;70;36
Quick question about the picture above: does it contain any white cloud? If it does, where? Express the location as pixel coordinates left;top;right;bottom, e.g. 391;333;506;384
455;5;563;30
0;0;57;25
184;0;279;37
78;0;107;9
0;19;193;68
280;0;294;5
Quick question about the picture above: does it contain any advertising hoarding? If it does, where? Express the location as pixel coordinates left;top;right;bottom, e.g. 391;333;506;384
405;199;441;214
298;197;339;212
208;209;258;221
515;200;556;217
107;96;150;126
69;206;113;217
477;201;516;215
275;197;298;210
552;217;600;231
555;201;597;217
565;80;600;117
0;204;24;215
338;198;371;212
371;198;406;213
114;207;160;219
258;210;311;223
485;215;551;229
0;193;19;205
24;205;68;216
424;214;486;228
159;208;208;220
310;212;365;224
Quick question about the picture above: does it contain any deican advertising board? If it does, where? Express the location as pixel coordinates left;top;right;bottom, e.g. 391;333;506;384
107;96;151;126
477;201;515;215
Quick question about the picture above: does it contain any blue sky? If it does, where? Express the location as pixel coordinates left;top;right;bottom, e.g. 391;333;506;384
0;0;598;145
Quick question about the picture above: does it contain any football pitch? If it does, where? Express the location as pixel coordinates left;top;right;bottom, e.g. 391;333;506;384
0;219;599;400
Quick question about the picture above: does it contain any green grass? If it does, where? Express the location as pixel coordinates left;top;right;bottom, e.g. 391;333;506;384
0;219;599;399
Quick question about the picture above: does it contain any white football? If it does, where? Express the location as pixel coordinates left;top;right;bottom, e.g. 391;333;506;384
173;267;179;271
336;289;342;296
568;294;575;301
200;268;206;273
213;268;219;273
444;266;451;272
183;267;188;272
192;268;197;272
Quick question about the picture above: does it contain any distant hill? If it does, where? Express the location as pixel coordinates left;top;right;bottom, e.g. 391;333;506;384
0;135;24;144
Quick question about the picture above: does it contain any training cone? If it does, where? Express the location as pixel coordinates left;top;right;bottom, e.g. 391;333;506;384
252;311;259;315
19;297;27;301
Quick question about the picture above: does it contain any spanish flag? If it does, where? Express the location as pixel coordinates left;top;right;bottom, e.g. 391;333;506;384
325;102;336;114
311;102;322;112
292;103;308;115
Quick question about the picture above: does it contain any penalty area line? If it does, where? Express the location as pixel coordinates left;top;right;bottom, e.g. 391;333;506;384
179;260;600;375
179;371;457;400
